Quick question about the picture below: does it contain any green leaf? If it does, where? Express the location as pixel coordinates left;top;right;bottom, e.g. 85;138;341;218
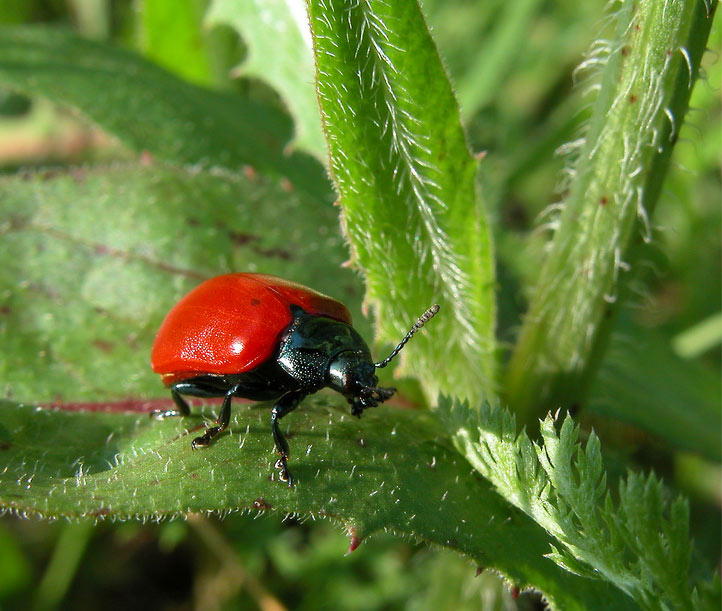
441;396;713;610
308;0;496;403
0;25;330;201
205;0;327;160
454;0;543;118
590;323;721;462
0;399;631;609
0;163;358;402
136;0;216;86
505;0;718;425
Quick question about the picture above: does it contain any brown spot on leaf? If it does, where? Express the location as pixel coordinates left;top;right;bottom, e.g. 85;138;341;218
629;94;637;103
228;230;260;246
253;246;293;261
600;196;608;206
0;443;11;451
93;339;114;353
0;305;10;316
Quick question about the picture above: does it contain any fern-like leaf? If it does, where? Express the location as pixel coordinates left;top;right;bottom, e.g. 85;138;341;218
440;397;711;609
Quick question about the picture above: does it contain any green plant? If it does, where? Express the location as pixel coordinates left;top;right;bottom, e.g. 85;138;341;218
0;0;719;608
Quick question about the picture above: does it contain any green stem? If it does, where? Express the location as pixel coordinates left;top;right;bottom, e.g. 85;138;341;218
32;521;93;611
505;0;717;427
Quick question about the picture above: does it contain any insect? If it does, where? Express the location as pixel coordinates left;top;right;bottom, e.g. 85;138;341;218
151;273;439;485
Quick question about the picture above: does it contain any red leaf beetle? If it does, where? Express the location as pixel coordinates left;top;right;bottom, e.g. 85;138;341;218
151;273;439;485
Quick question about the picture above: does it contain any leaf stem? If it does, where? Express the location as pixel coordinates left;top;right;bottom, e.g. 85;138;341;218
505;0;718;427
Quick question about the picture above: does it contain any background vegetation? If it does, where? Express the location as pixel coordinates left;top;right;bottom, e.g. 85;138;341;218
0;0;719;609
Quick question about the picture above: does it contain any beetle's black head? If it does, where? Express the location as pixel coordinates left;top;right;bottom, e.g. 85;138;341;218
326;351;394;416
325;304;440;417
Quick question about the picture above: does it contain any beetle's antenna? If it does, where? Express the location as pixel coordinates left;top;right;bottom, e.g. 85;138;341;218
374;304;440;369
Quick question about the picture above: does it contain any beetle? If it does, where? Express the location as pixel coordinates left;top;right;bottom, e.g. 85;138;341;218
151;273;439;485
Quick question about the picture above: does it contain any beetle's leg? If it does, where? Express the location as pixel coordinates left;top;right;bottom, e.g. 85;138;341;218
191;384;239;448
270;391;306;486
151;386;192;419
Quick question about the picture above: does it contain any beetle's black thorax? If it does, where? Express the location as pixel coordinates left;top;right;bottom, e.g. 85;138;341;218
276;306;372;391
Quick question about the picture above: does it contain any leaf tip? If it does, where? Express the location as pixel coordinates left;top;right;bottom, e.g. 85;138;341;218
345;528;362;555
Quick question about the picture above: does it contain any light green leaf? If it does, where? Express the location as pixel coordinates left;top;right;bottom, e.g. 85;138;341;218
441;396;714;610
136;0;216;86
308;0;496;404
505;0;718;425
206;0;327;160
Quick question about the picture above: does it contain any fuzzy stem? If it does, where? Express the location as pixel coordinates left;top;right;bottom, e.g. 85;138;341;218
505;0;717;427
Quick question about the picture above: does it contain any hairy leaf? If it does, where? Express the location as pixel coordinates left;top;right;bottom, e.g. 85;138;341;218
441;397;715;609
505;0;718;424
0;399;630;609
0;163;358;402
308;0;497;402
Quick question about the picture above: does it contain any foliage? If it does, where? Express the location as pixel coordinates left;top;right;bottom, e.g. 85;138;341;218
441;397;715;610
0;0;718;608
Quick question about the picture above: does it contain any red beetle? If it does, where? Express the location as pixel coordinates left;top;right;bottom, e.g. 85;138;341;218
151;273;439;485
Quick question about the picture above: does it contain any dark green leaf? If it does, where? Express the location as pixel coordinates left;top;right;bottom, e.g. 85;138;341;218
0;25;330;200
0;399;631;610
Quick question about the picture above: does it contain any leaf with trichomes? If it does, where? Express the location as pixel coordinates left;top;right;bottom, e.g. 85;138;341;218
308;0;496;403
506;0;718;424
0;399;631;610
0;164;357;401
441;397;716;610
